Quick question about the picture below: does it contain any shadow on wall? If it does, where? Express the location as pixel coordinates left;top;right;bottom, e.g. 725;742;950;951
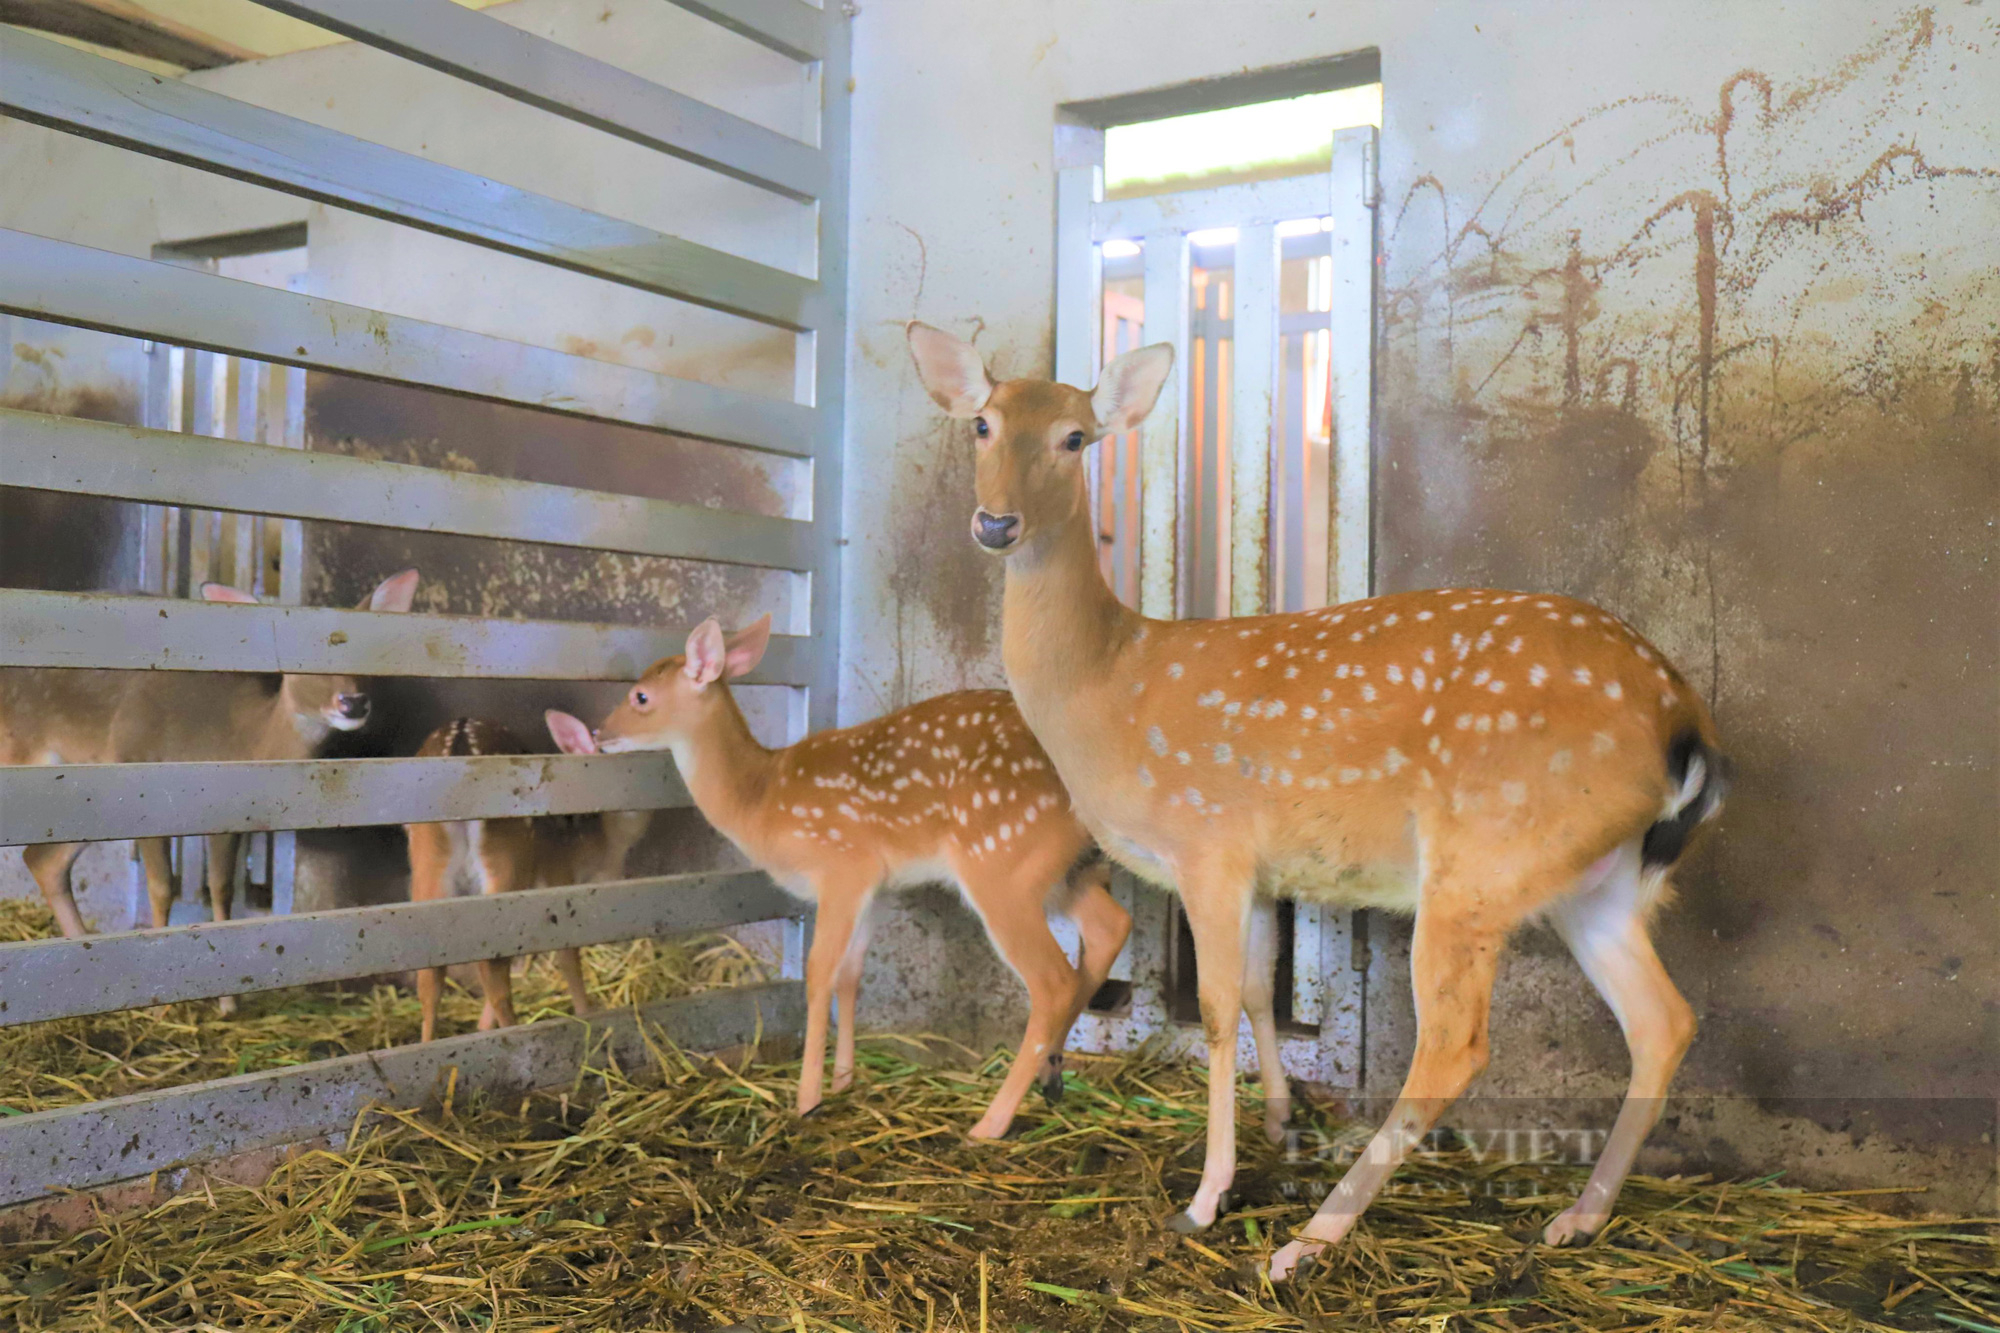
1374;6;1997;1107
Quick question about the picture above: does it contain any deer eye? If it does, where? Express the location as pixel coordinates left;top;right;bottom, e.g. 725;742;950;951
632;689;649;707
973;417;990;438
1063;431;1086;452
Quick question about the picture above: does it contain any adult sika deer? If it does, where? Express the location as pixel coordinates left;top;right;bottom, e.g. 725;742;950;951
908;322;1729;1278
592;614;1130;1138
0;571;421;971
404;711;653;1042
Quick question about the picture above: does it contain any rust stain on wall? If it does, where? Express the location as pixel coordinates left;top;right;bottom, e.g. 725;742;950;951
1375;6;1998;1118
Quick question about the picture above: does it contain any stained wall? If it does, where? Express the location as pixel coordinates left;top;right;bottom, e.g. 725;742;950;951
841;0;1997;1202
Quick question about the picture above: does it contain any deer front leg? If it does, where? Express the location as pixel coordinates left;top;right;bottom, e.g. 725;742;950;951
798;884;865;1116
1169;849;1257;1233
553;947;592;1017
1243;896;1292;1146
137;837;176;930
1270;897;1506;1280
829;914;874;1096
405;823;452;1042
959;854;1083;1140
22;842;89;938
205;833;243;1015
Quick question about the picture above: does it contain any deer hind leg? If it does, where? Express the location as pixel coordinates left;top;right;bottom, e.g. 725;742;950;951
1243;896;1293;1145
829;911;874;1096
1544;842;1695;1245
1059;858;1130;1048
22;842;89;938
954;851;1084;1141
553;947;592;1017
1169;846;1258;1233
205;834;243;1015
798;876;870;1116
1270;890;1508;1280
137;837;176;930
472;819;534;1032
405;822;454;1043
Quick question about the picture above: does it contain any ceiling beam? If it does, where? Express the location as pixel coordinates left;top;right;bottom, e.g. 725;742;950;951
0;0;255;70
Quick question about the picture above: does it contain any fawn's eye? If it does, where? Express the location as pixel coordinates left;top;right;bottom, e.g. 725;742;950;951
974;417;990;438
632;689;649;707
1063;431;1086;452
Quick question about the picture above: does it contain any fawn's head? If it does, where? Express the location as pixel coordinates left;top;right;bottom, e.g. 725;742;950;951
593;614;773;754
200;568;420;733
906;322;1172;556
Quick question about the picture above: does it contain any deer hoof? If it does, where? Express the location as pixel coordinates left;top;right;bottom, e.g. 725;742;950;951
1543;1206;1608;1247
1038;1066;1065;1106
1269;1239;1325;1283
1164;1190;1230;1234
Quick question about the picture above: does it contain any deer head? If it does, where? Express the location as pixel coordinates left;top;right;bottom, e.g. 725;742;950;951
592;614;773;754
905;321;1172;556
199;568;420;733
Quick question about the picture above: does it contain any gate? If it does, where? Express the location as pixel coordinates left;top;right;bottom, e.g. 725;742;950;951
0;0;847;1207
1052;122;1379;1086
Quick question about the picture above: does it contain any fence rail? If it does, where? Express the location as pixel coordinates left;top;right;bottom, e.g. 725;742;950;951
254;0;825;201
0;230;818;455
0;870;797;1026
0;980;805;1205
1;407;812;569
0;27;816;327
0;753;695;844
0;589;808;682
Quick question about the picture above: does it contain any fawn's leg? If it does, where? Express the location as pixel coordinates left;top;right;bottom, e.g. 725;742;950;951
830;912;874;1095
137;837;177;930
798;876;869;1116
405;822;453;1042
23;842;89;938
958;853;1083;1140
1544;844;1695;1245
205;833;243;1014
472;819;534;1031
553;948;592;1016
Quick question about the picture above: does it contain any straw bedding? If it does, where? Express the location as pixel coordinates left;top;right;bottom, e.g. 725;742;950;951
1;902;1994;1332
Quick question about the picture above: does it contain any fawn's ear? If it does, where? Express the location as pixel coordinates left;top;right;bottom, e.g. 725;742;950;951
906;321;994;418
724;613;772;680
1091;343;1175;435
684;618;727;686
199;583;259;605
362;568;420;613
544;710;597;755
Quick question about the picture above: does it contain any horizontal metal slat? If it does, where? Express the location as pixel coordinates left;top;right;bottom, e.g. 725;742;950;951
0;230;816;457
254;0;825;201
0;753;691;843
0;979;804;1205
0;28;817;329
0;870;800;1026
1091;175;1331;241
0;408;812;570
668;0;825;63
0;589;808;682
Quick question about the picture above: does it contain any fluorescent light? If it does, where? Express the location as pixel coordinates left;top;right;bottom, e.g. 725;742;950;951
1105;85;1383;194
1187;226;1239;248
1101;238;1142;258
1276;216;1334;237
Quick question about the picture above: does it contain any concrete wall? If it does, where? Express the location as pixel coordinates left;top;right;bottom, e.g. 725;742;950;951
839;0;1997;1202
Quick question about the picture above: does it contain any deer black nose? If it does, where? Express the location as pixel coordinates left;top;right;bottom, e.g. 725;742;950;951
972;509;1020;550
335;692;370;720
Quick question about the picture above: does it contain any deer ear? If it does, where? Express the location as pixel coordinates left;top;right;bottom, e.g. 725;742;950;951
1091;343;1175;435
545;709;597;755
906;321;993;418
683;618;727;686
724;614;773;680
362;568;420;613
199;583;259;605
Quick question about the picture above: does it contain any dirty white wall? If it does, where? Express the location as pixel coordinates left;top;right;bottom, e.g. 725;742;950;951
839;0;1998;1206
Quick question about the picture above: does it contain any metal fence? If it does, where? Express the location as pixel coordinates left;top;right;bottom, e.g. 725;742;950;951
0;0;847;1208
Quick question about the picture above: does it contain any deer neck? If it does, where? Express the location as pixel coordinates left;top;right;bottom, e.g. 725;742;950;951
1001;501;1142;720
670;687;776;849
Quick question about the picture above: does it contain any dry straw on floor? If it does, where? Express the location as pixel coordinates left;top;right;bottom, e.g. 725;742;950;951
2;899;1995;1332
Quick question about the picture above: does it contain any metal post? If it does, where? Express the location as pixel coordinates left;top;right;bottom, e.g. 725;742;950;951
1230;223;1279;617
1327;126;1378;607
1139;229;1188;620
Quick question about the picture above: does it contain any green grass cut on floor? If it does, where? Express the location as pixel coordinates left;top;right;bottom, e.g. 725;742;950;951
0;990;1994;1331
